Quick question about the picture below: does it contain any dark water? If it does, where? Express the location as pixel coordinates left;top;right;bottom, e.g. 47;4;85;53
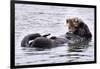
15;4;94;66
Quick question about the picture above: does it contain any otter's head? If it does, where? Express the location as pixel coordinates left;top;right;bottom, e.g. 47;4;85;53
66;17;83;33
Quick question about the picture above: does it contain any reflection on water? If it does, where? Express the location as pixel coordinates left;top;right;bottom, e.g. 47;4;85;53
15;4;94;66
68;40;91;52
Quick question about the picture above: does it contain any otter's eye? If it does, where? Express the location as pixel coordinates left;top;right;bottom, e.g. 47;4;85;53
66;20;69;23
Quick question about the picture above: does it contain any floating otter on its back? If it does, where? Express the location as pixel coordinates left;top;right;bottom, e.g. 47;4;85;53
21;33;68;48
21;17;92;49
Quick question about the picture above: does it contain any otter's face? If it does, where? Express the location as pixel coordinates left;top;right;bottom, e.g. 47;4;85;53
66;17;80;32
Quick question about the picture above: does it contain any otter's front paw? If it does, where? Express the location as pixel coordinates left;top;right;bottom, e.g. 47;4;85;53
66;32;73;35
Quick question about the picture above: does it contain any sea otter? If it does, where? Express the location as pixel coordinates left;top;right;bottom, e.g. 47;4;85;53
21;33;82;48
21;17;92;48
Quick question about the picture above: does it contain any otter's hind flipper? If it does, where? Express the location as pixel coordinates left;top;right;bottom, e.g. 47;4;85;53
42;33;51;37
21;33;41;47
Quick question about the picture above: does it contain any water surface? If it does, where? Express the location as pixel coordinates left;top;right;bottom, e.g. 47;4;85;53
15;4;95;66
